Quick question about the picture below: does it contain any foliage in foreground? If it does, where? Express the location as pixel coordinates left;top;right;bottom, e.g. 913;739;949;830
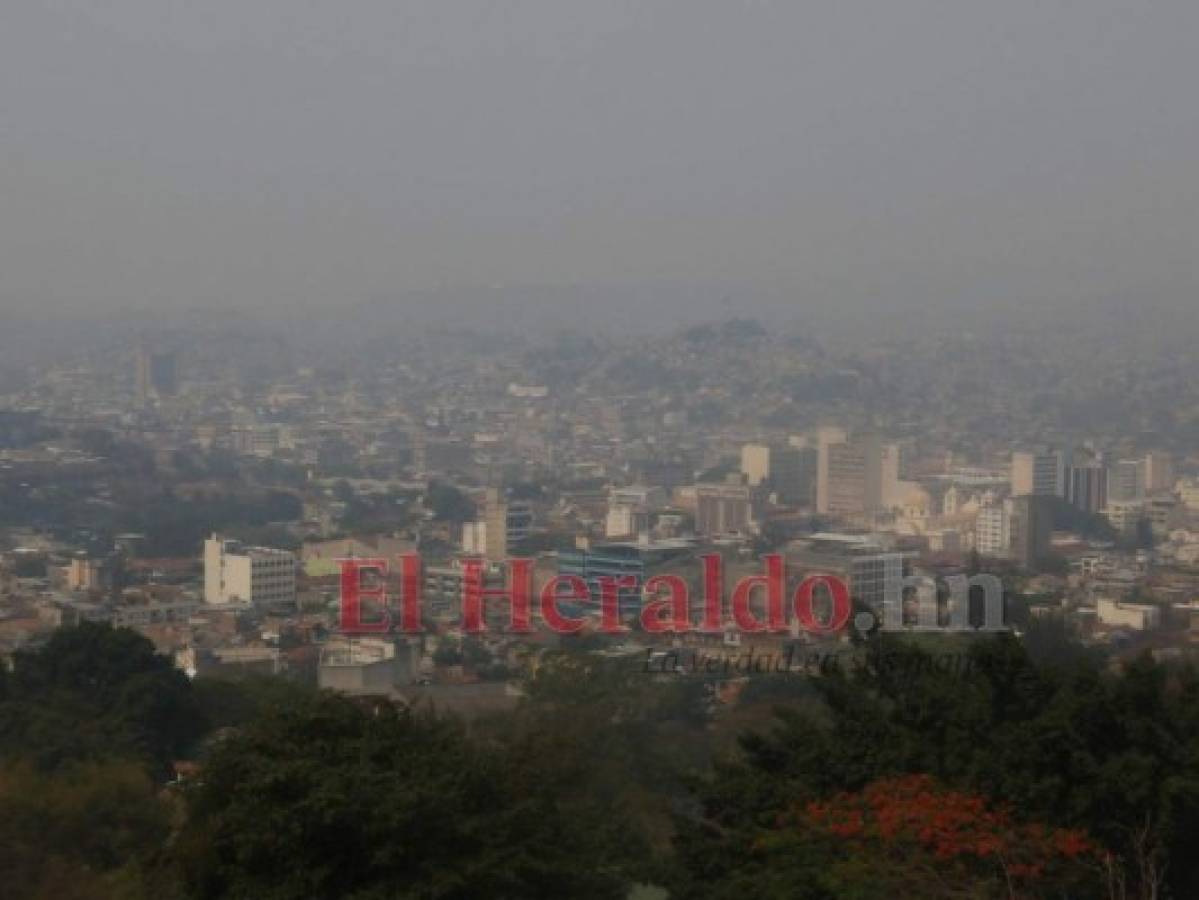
4;625;1199;899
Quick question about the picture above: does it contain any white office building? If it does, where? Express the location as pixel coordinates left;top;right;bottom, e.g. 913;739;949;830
975;502;1010;557
204;535;296;608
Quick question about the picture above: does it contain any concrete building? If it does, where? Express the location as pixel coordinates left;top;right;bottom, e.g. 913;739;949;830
817;430;900;518
1010;449;1064;497
740;443;771;488
1109;459;1146;503
203;535;296;609
824;440;868;517
177;646;283;679
1105;451;1175;503
1180;479;1199;510
135;345;178;404
461;488;533;560
1066;460;1108;513
506;499;534;546
605;485;668;539
1146;497;1180;539
113;597;198;628
463;488;509;560
785;533;913;611
556;538;696;618
65;556;106;592
927;529;963;553
1105;500;1147;538
972;496;1050;567
814;426;849;514
738;441;816;506
1008;495;1052;569
1096;598;1161;631
974;503;1010;557
1143;451;1175;494
301;535;415;577
319;637;415;695
772;443;818;506
695;480;754;536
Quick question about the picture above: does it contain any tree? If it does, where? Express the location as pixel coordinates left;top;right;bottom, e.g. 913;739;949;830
0;622;205;773
173;691;638;899
671;634;1199;899
424;482;476;524
783;775;1105;898
0;759;175;900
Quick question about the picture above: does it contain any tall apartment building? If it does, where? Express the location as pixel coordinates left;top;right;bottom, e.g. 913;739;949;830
814;426;848;514
974;496;1051;567
1066;460;1108;513
204;535;296;608
774;441;818;506
974;503;1010;557
1100;452;1172;505
1008;495;1052;569
1143;451;1175;494
506;496;533;544
740;444;772;487
816;430;899;518
462;488;533;560
1010;449;1064;497
740;441;816;506
135;345;178;404
66;556;107;592
1109;459;1146;503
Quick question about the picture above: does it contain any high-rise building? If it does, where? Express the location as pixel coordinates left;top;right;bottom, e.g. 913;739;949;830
816;430;899;518
462;489;533;559
740;442;815;506
1008;496;1052;569
484;489;508;559
1108;459;1146;503
204;535;296;608
1066;460;1108;513
1010;449;1064;497
135;345;178;404
814;426;848;514
462;488;512;561
66;555;107;592
740;443;771;487
771;444;817;506
829;440;869;517
974;503;1010;557
506;499;534;547
877;440;902;509
1143;451;1175;494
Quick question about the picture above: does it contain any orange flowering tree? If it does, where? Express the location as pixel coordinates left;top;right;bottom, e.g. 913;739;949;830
756;775;1108;898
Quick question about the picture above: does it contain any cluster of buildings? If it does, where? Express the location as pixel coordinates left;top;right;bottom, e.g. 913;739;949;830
2;323;1199;700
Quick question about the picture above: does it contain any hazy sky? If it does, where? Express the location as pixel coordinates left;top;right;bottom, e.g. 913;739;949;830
2;1;1196;320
